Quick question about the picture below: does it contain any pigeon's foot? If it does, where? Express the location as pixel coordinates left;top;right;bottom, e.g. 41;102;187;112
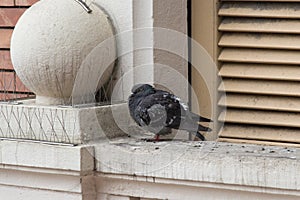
140;134;160;142
140;138;174;142
140;135;174;142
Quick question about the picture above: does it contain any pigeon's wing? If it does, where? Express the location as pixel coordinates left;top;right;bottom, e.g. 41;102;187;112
156;90;189;111
147;104;168;126
155;91;212;134
129;88;211;140
150;91;184;129
160;91;213;122
189;111;213;122
133;104;150;126
132;91;181;127
129;92;167;127
131;95;169;134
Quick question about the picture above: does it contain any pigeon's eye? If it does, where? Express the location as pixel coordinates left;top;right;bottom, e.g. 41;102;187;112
134;88;142;93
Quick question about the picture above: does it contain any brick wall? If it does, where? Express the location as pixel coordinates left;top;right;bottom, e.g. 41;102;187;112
0;0;38;101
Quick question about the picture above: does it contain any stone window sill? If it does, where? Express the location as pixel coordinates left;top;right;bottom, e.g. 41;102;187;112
0;136;299;198
94;139;300;195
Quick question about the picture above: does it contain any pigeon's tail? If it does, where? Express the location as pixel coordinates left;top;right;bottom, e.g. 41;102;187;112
179;116;212;132
199;116;213;122
189;112;213;122
195;132;205;141
195;124;212;141
197;124;212;132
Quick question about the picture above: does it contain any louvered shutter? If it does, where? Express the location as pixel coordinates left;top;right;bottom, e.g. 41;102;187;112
218;0;300;146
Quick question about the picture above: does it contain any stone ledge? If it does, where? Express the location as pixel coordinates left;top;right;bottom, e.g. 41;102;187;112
0;140;94;174
0;140;96;200
96;173;299;200
94;139;300;193
0;138;299;199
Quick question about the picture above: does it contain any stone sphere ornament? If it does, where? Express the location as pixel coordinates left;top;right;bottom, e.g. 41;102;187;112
10;0;116;105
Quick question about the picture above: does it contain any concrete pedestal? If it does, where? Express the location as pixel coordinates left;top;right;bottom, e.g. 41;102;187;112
0;100;128;145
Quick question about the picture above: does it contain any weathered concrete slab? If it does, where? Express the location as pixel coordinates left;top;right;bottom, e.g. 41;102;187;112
94;139;300;192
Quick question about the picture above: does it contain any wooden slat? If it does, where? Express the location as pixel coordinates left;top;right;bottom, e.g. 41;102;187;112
219;63;300;81
219;33;300;50
219;18;300;33
219;94;300;112
218;138;300;148
219;49;300;65
218;1;300;146
219;2;300;18
219;124;300;143
219;79;300;97
219;109;300;128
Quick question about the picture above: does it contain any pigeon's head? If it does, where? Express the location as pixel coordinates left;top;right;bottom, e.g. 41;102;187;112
131;84;154;94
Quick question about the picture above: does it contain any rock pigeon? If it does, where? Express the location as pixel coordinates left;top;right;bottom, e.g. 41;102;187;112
128;84;212;141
